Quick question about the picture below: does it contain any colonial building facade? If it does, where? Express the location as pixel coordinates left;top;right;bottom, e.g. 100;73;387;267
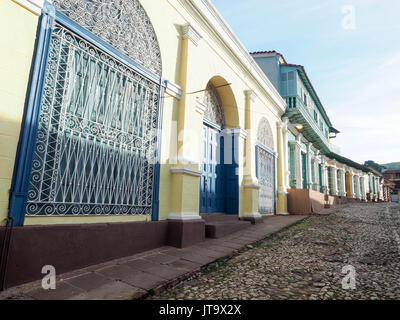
0;0;289;288
382;169;399;202
251;51;382;212
0;0;382;289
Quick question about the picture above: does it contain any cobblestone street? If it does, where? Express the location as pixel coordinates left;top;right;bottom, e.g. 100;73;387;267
149;203;400;300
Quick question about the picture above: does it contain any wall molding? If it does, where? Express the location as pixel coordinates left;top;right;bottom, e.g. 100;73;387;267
170;166;203;177
244;89;257;102
181;0;286;112
195;97;207;115
182;23;202;46
224;128;248;140
168;213;203;220
243;183;260;190
243;212;262;218
13;0;44;15
165;80;182;99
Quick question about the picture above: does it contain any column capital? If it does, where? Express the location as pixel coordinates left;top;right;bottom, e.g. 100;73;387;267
224;128;248;140
182;23;202;46
244;89;257;102
327;163;337;169
195;97;207;115
282;117;289;125
14;0;44;15
279;117;289;132
165;80;183;100
243;175;260;189
296;133;303;143
288;139;301;148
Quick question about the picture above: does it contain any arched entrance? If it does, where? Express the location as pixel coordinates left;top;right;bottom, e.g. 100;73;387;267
256;117;276;214
199;82;238;214
10;0;164;224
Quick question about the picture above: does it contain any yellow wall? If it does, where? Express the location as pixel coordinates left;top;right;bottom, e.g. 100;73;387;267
1;0;285;225
0;1;38;226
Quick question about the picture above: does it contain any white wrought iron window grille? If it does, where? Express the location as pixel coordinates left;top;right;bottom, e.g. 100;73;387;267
257;117;275;214
203;83;225;127
53;0;162;76
26;23;160;216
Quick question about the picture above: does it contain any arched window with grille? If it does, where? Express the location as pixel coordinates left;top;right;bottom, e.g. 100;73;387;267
256;117;276;215
9;0;164;224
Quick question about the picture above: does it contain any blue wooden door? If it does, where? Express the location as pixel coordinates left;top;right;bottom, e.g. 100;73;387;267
200;125;224;213
224;134;238;215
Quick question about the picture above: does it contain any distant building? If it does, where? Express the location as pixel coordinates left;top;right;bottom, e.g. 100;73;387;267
251;50;383;212
382;170;400;202
0;1;386;290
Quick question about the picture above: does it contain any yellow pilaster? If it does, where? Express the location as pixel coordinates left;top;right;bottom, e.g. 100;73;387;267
168;23;203;221
0;1;39;225
345;172;354;198
276;122;288;215
242;90;260;220
243;90;256;179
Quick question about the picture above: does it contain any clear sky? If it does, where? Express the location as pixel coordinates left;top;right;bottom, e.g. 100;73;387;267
212;0;400;165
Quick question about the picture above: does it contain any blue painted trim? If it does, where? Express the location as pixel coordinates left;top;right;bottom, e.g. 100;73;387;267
152;80;166;221
54;10;164;87
8;4;55;226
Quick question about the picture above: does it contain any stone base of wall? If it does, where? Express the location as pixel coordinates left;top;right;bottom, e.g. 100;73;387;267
166;219;205;248
0;218;206;290
287;189;325;214
287;188;365;215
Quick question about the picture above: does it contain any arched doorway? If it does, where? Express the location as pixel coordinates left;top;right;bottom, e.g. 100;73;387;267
10;0;164;224
199;82;238;214
256;117;276;214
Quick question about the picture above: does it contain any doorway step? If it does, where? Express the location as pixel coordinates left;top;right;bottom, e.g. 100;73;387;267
201;213;252;239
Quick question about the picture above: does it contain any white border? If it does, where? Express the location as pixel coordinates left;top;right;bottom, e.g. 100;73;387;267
13;0;44;15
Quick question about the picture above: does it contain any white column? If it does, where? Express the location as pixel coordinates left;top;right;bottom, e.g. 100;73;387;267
367;173;373;199
355;175;360;199
342;169;347;196
314;151;320;191
282;117;290;190
288;141;295;188
353;175;357;198
329;165;338;196
338;168;346;196
321;160;329;195
307;143;313;190
290;134;303;189
376;176;382;199
360;176;365;199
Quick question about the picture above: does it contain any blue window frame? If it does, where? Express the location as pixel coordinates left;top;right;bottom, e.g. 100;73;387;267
8;2;166;225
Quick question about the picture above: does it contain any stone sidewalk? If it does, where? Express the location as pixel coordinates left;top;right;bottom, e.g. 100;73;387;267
0;215;306;300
